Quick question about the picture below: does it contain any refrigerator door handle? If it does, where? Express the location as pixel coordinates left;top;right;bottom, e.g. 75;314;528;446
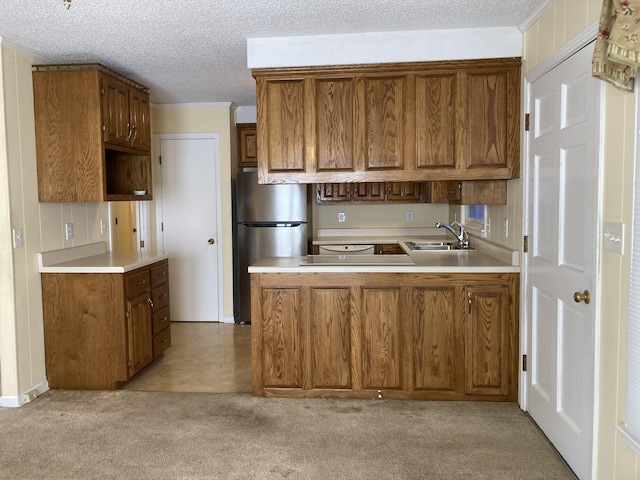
242;222;304;228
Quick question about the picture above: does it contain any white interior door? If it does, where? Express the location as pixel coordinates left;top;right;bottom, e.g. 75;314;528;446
525;43;600;479
157;135;221;322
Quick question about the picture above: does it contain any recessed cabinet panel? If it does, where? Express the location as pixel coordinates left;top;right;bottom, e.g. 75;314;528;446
102;76;130;148
361;287;403;390
415;73;456;169
360;75;406;171
413;287;459;392
260;287;302;388
465;285;511;396
315;77;356;171
309;288;352;389
258;78;306;173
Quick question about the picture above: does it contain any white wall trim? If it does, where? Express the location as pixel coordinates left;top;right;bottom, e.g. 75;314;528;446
248;27;523;69
525;22;599;83
153;133;225;323
0;379;49;408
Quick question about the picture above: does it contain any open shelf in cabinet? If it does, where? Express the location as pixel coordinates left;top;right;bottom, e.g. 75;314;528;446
105;149;152;201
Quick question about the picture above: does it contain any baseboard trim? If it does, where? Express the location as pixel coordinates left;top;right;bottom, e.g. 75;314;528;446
0;379;49;408
222;314;236;324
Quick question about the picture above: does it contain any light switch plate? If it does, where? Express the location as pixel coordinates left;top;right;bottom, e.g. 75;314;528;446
603;221;624;254
12;228;23;248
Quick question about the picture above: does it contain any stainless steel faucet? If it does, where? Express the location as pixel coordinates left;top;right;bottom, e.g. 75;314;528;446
435;221;469;249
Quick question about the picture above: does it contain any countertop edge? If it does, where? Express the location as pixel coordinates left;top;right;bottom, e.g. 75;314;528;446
38;251;169;273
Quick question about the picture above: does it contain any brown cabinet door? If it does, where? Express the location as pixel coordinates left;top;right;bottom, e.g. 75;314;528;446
102;76;130;149
259;287;303;388
385;182;422;202
129;88;151;151
316;183;351;203
358;75;408;172
459;66;520;178
415;72;457;170
313;76;357;172
361;286;404;390
238;123;258;167
464;284;511;396
412;286;460;393
126;292;154;377
352;182;386;201
308;287;352;389
256;77;306;177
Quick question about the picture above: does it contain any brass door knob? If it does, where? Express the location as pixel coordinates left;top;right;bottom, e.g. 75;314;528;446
573;290;591;304
208;238;215;245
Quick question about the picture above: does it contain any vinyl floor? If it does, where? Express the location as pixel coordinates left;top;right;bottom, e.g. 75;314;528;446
124;322;252;393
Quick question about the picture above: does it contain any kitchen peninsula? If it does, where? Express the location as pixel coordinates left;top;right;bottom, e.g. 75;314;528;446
250;233;519;402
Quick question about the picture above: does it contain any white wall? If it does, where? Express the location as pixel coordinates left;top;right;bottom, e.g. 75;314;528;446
0;43;110;406
524;0;640;477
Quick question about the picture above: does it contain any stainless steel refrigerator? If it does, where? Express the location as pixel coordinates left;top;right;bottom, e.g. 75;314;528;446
235;168;308;324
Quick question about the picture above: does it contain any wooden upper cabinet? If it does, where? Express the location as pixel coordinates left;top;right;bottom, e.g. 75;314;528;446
314;76;357;172
33;64;152;202
458;65;520;178
128;87;151;151
358;75;408;172
414;72;457;170
102;75;151;152
237;123;258;167
253;58;520;184
256;77;306;179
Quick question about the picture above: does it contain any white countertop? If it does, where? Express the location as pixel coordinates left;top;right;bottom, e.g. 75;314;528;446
251;231;520;273
38;242;168;273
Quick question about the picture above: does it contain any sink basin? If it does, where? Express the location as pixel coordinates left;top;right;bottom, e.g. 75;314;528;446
405;241;475;252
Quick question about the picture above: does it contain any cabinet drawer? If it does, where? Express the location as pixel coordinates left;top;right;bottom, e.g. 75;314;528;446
153;327;171;356
152;306;170;335
125;269;150;298
151;284;170;311
150;261;169;287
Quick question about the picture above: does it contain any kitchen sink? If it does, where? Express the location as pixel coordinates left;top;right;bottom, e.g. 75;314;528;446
405;241;475;251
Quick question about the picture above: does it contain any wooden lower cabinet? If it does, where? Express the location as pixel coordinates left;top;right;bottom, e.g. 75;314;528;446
42;260;170;389
251;272;518;401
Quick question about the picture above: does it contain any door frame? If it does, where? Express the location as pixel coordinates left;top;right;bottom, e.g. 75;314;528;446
520;23;603;472
153;133;225;323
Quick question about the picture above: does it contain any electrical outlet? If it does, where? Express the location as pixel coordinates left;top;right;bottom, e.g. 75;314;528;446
65;222;74;240
503;219;509;237
338;212;346;223
24;390;37;403
406;211;414;222
100;219;107;235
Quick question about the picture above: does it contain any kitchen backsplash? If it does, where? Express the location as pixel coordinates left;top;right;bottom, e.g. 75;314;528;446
313;203;450;231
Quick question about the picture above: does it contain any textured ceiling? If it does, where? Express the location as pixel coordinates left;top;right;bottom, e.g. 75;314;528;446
0;0;542;106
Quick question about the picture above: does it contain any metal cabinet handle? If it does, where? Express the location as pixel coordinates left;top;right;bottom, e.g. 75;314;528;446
208;238;215;245
136;279;146;286
468;292;473;313
148;298;154;308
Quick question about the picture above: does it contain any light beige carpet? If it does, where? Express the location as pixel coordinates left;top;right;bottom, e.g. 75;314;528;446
0;390;576;479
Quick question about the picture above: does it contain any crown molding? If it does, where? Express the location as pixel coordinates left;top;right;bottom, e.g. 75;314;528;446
518;0;555;32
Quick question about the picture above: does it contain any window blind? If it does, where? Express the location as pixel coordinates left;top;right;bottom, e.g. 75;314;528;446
627;128;640;443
